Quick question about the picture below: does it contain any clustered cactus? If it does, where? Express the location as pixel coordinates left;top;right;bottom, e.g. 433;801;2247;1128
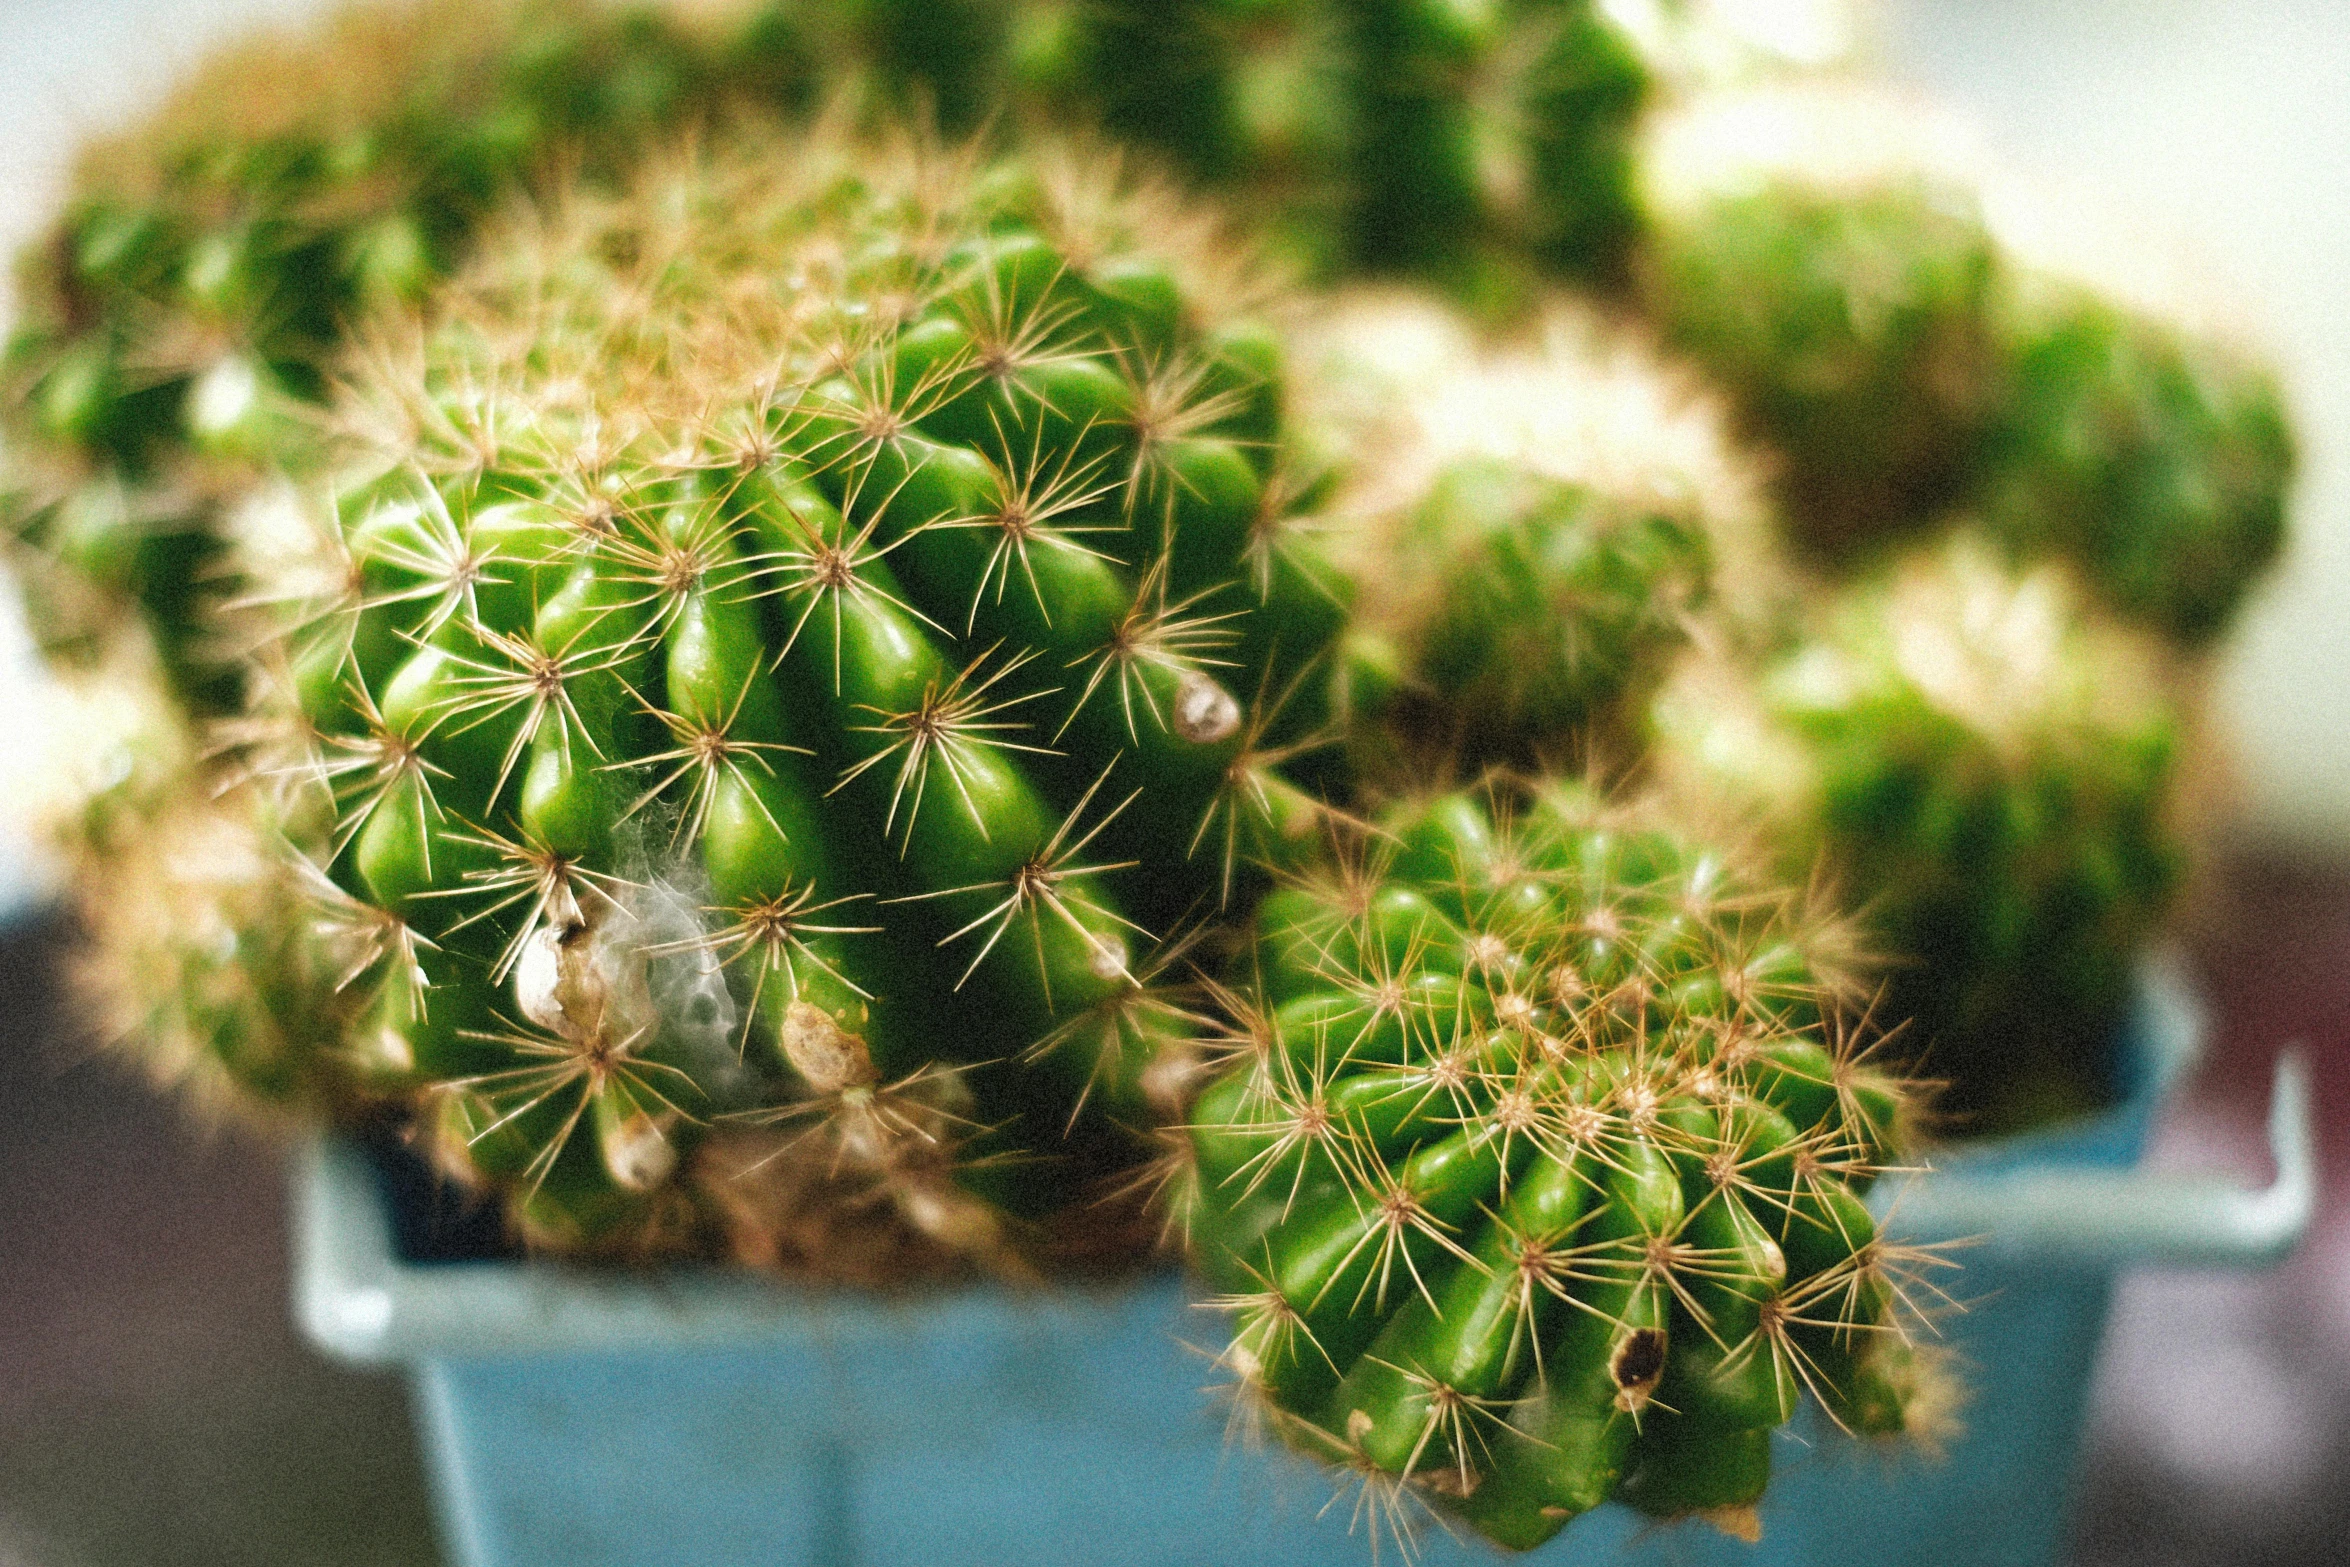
3;0;2297;1553
1184;785;1947;1545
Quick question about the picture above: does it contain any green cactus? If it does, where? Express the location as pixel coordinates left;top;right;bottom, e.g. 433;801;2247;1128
1179;782;1942;1549
1979;279;2294;646
1361;454;1712;771
163;123;1348;1260
1652;536;2186;1130
1634;86;2294;645
1638;88;2002;559
1294;290;1782;779
887;0;1658;296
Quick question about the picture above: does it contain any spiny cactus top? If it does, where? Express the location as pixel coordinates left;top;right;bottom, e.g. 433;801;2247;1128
217;127;1345;1255
1181;785;1944;1550
1297;293;1779;777
1652;537;2185;1131
1636;84;2294;644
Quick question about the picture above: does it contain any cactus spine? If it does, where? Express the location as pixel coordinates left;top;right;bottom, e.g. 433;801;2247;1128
1182;784;1942;1548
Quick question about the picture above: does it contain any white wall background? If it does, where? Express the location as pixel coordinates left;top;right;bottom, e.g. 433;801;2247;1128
2;0;2345;915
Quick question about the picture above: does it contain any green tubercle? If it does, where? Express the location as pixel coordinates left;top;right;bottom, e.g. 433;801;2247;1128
1181;782;1942;1550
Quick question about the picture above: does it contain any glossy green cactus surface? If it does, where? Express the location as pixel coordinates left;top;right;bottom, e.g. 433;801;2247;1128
1184;785;1937;1549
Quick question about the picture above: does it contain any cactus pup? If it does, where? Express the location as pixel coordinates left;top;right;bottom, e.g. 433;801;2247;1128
1180;783;1947;1549
1297;291;1781;778
1653;537;2185;1130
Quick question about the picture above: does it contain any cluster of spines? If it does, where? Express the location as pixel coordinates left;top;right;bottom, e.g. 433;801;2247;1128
212;129;1353;1260
1178;784;1944;1551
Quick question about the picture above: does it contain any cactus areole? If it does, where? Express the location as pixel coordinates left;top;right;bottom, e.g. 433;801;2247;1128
235;129;1344;1256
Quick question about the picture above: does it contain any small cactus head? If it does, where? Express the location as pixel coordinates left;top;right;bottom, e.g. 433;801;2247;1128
1299;291;1779;777
1653;533;2184;1130
1638;83;2004;556
1980;278;2293;646
1181;781;1942;1551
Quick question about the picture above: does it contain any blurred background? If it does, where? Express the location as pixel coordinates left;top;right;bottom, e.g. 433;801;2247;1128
0;1;2344;1563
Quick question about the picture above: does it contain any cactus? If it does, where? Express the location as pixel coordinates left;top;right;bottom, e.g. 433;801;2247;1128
1299;292;1779;776
1377;456;1711;769
1652;536;2186;1131
1635;85;2294;644
1637;86;2003;559
1179;782;1944;1549
861;0;1659;296
88;122;1348;1265
1;0;837;724
1978;278;2294;646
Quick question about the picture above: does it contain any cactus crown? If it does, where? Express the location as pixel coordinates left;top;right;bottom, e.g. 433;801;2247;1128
208;123;1346;1259
1654;536;2183;1128
1181;783;1944;1550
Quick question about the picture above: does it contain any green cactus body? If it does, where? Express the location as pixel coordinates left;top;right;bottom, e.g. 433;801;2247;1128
1184;784;1936;1549
1653;536;2185;1130
1980;282;2293;645
1636;86;2295;644
224;128;1344;1257
1378;455;1711;769
989;1;1657;295
1642;156;2000;555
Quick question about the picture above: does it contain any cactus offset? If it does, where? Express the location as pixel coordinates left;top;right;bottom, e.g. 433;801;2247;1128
1634;84;2294;644
1653;537;2185;1130
1180;784;1943;1550
1978;279;2293;646
1302;293;1776;777
1638;86;2002;559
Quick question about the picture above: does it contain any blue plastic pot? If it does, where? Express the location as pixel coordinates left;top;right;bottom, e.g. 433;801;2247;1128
296;960;2311;1567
